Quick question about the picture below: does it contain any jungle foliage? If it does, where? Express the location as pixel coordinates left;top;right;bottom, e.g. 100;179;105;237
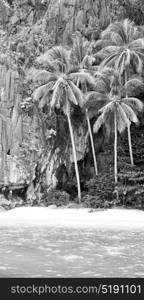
0;0;144;208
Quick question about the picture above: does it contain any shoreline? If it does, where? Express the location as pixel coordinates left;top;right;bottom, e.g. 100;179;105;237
0;206;144;230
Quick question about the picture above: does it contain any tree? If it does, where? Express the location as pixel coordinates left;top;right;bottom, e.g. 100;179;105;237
96;18;144;166
70;32;100;175
95;19;144;78
83;91;108;175
93;72;143;183
122;78;144;165
33;46;85;202
114;73;144;166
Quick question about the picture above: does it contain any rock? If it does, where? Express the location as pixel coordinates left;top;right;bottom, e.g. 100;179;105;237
0;206;5;211
47;204;57;209
0;196;11;206
66;202;85;208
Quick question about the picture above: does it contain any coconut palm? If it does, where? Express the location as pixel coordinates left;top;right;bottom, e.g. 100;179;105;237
123;77;144;165
95;19;144;78
33;46;90;203
82;90;109;175
94;67;144;166
70;67;100;175
81;67;120;176
113;73;144;166
71;35;103;176
93;87;143;183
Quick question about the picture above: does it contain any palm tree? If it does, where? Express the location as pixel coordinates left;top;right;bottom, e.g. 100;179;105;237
71;34;103;176
93;88;143;183
94;67;144;166
115;74;144;166
33;46;87;203
70;68;100;175
82;89;109;175
95;19;144;78
124;79;143;166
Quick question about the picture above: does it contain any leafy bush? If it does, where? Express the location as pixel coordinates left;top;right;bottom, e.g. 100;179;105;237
42;189;70;207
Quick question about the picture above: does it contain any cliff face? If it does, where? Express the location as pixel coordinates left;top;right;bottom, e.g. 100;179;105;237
0;0;144;193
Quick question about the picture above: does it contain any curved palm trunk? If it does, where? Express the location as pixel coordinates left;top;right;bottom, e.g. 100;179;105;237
67;112;81;203
127;124;134;166
86;109;98;176
125;70;134;166
114;112;118;184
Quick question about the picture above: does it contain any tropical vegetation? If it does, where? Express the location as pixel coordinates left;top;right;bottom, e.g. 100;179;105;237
0;0;144;210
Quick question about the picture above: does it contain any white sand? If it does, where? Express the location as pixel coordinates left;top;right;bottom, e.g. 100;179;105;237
0;207;144;230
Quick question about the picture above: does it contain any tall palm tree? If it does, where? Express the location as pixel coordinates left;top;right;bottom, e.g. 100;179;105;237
71;34;102;175
33;46;88;203
113;72;144;166
70;68;100;175
93;90;142;183
82;89;109;175
94;66;144;166
95;19;144;77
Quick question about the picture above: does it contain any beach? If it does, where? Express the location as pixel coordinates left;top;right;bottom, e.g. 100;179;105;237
0;207;144;229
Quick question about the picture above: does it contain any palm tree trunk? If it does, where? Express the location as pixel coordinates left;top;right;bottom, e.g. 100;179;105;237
114;112;118;184
127;124;134;166
67;112;81;203
125;69;134;166
124;69;128;94
86;109;98;175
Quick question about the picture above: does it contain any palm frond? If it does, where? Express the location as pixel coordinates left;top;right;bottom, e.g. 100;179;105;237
94;66;113;93
66;85;78;106
95;46;120;60
116;105;130;133
93;113;106;133
100;53;119;69
51;80;62;108
124;78;144;96
122;97;143;113
102;19;136;45
95;79;109;94
83;91;108;119
33;70;52;84
69;70;95;86
68;81;84;107
120;102;139;124
94;65;113;77
37;46;71;73
84;91;109;109
130;38;144;50
131;51;143;74
33;82;55;102
81;55;95;69
99;100;115;114
36;56;56;72
93;100;116;133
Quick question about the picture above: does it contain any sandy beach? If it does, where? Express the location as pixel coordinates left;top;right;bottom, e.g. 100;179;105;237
0;207;144;229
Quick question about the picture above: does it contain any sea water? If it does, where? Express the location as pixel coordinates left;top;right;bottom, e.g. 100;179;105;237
0;226;144;277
